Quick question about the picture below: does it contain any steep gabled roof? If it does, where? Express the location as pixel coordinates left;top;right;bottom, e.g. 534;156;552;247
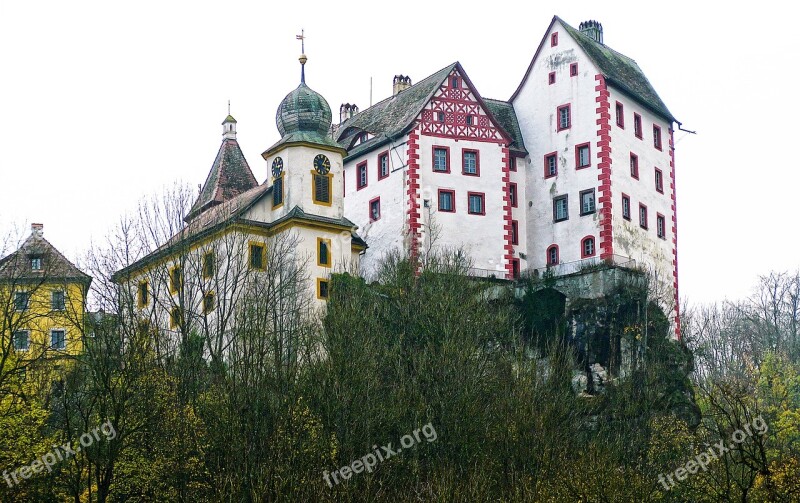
336;63;457;159
483;98;527;155
336;62;517;161
0;233;91;285
511;16;676;124
185;138;259;222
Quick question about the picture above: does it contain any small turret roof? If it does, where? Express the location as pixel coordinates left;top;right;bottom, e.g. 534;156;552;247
186;132;258;222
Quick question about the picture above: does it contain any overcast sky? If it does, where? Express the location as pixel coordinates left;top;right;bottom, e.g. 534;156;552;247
1;1;797;305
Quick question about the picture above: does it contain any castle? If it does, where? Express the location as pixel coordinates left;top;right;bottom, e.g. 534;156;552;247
1;15;682;352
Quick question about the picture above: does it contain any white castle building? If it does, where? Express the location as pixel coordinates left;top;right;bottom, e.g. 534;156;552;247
336;16;681;335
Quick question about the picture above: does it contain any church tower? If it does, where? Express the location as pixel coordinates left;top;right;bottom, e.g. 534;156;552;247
261;48;347;222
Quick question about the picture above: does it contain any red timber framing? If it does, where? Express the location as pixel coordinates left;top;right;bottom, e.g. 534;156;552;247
419;69;508;143
595;75;613;260
501;147;515;279
407;128;422;261
669;128;680;339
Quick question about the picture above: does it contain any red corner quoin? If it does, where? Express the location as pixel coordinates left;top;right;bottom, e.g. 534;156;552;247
595;75;613;260
501;146;515;279
406;128;421;260
669;128;681;339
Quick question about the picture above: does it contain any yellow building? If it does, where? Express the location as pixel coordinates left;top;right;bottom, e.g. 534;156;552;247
112;53;366;359
0;224;91;365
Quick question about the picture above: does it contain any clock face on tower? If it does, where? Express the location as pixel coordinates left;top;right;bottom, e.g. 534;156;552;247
271;157;283;177
313;154;330;175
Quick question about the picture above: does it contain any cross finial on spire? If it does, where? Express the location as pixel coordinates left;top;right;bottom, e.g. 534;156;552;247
296;29;305;54
296;29;307;84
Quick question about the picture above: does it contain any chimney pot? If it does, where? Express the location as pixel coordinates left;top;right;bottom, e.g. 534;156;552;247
579;19;604;44
31;223;43;236
393;74;412;95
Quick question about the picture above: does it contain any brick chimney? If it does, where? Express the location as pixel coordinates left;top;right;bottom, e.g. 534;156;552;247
31;223;43;237
393;75;412;95
579;20;603;44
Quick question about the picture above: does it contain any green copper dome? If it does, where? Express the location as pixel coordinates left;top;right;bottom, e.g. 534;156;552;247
276;83;332;138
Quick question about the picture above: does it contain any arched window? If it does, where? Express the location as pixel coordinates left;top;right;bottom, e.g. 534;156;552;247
547;245;559;266
581;236;595;258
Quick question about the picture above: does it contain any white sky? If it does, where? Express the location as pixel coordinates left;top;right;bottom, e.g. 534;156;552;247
1;1;798;305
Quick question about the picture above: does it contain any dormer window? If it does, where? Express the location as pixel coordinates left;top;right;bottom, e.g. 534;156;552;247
31;257;42;271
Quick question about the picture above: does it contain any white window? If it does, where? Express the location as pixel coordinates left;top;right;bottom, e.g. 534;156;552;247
657;215;666;239
622;195;631;220
580;189;596;215
357;163;367;188
13;330;29;351
553;196;568;222
379;153;389;178
463;151;478;175
370;198;381;222
433;148;448;172
14;292;29;311
557;105;570;130
545;153;557;177
51;329;66;350
31;257;42;271
438;190;454;212
52;290;65;311
577;144;590;168
468;193;484;215
583;237;595;257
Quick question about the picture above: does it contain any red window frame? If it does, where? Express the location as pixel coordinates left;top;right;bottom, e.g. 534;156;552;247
634;113;643;139
581;236;596;258
551;32;558;47
547;244;559;265
357;161;368;190
639;203;648;229
615;101;624;128
451;76;459;88
511;220;519;245
378;150;390;180
467;191;486;215
575;142;591;169
556;104;571;131
544;151;558;178
437;189;455;213
510;258;521;279
655;167;664;193
509;156;517;171
653;124;663;150
369;197;381;222
657;213;666;239
630;152;639;179
509;182;518;208
462;149;480;176
570;62;578;76
548;72;556;85
432;145;450;173
621;193;631;221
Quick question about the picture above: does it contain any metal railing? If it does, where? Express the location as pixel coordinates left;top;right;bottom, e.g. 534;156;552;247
467;267;508;279
531;254;636;278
